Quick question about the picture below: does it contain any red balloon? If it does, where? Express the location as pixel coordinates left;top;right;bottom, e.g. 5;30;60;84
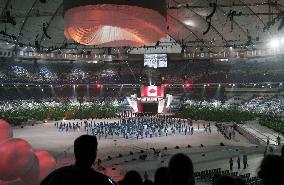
0;119;13;143
20;154;40;185
0;138;34;181
34;150;56;181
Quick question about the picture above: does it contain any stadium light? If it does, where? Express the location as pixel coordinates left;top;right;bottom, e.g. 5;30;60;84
183;20;195;27
185;83;191;88
269;39;280;48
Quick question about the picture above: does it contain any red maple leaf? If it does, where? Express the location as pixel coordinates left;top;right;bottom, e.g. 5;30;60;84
149;89;156;94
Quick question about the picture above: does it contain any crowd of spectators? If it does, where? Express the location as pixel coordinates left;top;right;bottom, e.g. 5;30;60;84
0;97;123;112
241;96;284;115
40;135;284;185
1;59;284;85
180;96;284;116
1;94;284;117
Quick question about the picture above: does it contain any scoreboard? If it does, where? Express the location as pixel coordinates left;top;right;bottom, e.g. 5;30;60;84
144;54;167;68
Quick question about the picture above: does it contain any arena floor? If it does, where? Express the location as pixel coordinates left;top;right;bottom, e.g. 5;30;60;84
13;119;266;182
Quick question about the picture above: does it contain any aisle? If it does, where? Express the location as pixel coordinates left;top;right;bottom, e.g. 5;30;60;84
240;121;283;146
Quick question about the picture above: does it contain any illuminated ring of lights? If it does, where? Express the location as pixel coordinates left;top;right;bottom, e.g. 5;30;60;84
64;4;167;47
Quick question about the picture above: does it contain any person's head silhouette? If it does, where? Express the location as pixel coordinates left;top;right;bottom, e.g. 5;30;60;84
258;155;284;185
40;135;117;185
168;153;195;185
154;167;169;185
122;170;142;185
74;135;98;168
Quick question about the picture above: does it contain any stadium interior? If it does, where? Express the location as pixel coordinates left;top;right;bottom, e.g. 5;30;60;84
0;0;284;185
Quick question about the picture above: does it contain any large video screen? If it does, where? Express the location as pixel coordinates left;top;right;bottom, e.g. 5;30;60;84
144;54;167;68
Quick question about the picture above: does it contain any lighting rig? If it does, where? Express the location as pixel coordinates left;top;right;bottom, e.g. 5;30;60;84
0;82;283;90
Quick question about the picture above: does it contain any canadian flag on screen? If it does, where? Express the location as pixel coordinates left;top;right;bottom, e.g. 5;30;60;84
142;86;162;97
148;86;157;96
146;86;157;97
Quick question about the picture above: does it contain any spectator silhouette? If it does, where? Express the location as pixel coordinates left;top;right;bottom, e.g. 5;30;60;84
213;175;238;185
234;177;245;185
242;154;248;169
168;153;195;185
237;156;241;169
229;158;233;171
120;170;143;185
154;167;170;185
40;135;115;185
258;155;284;185
281;145;284;159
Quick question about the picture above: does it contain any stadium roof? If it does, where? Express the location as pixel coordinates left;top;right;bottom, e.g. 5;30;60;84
1;0;284;53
